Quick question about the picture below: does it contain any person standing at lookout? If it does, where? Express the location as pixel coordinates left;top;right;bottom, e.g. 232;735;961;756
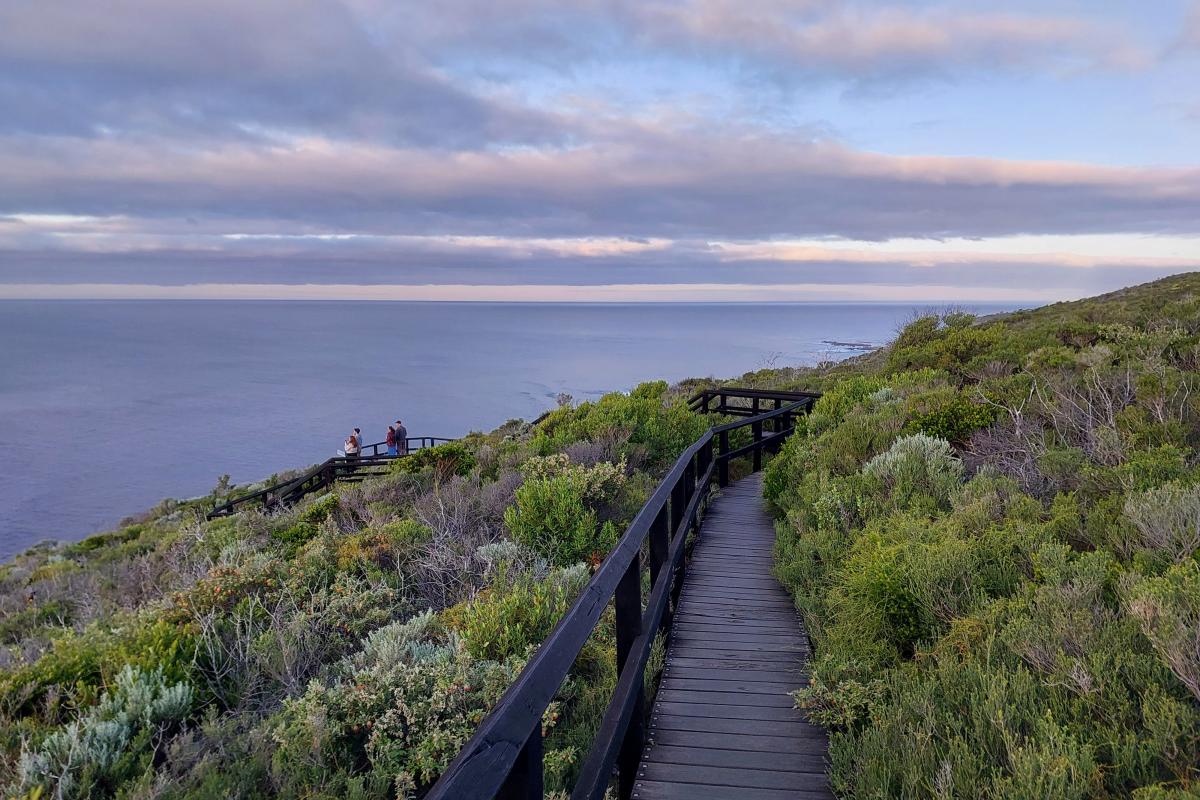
395;419;408;455
386;425;398;456
345;429;360;459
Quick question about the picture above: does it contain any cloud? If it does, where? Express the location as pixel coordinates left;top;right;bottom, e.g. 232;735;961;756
2;127;1198;242
618;1;1149;82
0;0;556;146
0;0;1191;304
0;0;1152;146
1185;1;1200;49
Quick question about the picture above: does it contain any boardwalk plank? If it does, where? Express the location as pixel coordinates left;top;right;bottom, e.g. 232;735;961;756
636;474;829;797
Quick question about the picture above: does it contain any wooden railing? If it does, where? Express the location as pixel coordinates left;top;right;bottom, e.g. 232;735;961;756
425;387;818;800
206;436;454;519
688;386;822;417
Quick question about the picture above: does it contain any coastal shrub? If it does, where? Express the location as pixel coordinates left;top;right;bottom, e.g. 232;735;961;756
391;441;477;478
521;454;628;504
269;611;537;798
859;433;963;517
451;565;589;661
887;315;1008;377
534;381;708;470
269;520;319;549
14;665;194;800
504;474;619;566
1124;562;1200;702
905;388;996;444
300;492;339;523
0;617;197;720
1125;483;1200;565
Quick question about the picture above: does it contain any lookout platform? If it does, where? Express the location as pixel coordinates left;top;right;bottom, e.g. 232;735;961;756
633;474;831;800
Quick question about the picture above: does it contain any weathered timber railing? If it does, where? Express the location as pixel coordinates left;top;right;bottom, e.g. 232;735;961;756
688;385;822;417
426;387;818;800
207;436;454;519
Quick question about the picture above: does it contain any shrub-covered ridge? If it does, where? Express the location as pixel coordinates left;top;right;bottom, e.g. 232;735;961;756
762;274;1200;798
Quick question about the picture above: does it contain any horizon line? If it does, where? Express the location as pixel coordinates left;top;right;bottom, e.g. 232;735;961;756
0;282;1082;305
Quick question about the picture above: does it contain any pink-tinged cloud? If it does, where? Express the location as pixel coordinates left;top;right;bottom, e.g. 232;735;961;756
2;130;1198;241
626;2;1149;76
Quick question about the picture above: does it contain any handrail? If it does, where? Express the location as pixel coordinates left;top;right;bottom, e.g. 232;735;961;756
688;386;821;417
426;387;818;800
206;435;454;519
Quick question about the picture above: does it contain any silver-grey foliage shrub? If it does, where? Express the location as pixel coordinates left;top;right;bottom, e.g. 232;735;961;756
15;665;193;799
862;433;964;512
1124;482;1200;564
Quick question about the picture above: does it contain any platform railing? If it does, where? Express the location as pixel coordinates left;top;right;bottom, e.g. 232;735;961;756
206;435;454;519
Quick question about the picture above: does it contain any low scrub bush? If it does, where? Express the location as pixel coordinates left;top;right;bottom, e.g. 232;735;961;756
391;441;477;478
14;665;194;799
505;470;620;566
1125;483;1200;566
449;564;589;661
269;611;547;798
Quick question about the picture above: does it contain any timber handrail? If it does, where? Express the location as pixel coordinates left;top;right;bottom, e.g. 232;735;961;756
426;386;819;800
206;435;455;519
688;385;821;416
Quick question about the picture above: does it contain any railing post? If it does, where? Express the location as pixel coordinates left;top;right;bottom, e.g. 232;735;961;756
752;419;763;472
614;554;644;800
718;392;727;416
670;477;686;535
648;506;669;593
718;430;730;487
498;728;544;800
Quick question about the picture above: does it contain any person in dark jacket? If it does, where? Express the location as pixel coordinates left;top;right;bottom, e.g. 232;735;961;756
395;420;408;455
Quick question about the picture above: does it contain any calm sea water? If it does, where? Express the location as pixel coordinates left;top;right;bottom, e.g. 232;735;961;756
0;301;1011;559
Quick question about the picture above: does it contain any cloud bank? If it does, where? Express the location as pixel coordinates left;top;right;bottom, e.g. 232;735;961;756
1;0;1197;301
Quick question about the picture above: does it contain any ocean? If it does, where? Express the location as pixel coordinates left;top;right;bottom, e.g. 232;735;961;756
0;300;1012;559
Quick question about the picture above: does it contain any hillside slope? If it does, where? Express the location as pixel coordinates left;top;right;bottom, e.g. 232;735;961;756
760;271;1200;798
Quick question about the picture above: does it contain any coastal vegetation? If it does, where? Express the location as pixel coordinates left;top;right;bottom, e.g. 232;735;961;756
757;273;1200;797
2;272;1200;798
0;382;703;799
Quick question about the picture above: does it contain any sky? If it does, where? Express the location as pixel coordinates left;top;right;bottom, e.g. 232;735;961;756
1;0;1199;303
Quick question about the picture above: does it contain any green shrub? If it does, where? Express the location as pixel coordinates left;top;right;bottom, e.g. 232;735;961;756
906;388;996;444
1125;483;1200;566
453;565;589;661
0;617;198;720
860;433;963;517
270;611;544;797
391;441;477;477
14;665;194;799
300;492;339;523
505;474;619;566
533;381;708;470
1124;562;1200;703
270;520;319;548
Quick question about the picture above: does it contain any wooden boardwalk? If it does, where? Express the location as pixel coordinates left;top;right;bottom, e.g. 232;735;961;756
633;474;832;800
